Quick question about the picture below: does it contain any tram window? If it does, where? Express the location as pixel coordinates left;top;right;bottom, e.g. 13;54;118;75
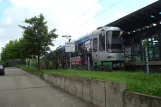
93;38;97;52
78;42;84;54
99;33;105;51
112;31;122;44
75;44;78;52
106;31;122;53
85;40;91;47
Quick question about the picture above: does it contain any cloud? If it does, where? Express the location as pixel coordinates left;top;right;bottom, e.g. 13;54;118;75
0;0;102;52
0;29;3;34
0;29;7;49
3;17;12;25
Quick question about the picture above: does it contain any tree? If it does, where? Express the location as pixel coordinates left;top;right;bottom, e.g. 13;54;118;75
18;38;33;68
1;40;22;61
19;13;58;71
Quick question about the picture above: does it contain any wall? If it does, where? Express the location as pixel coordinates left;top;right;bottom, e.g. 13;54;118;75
43;73;125;107
43;74;161;107
124;91;161;107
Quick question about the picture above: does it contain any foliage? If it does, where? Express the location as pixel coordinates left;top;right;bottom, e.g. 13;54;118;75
1;39;25;61
125;57;132;63
142;39;148;48
1;14;58;69
0;60;6;66
19;65;43;76
19;13;58;71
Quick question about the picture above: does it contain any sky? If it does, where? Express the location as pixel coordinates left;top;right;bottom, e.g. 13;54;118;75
0;0;158;52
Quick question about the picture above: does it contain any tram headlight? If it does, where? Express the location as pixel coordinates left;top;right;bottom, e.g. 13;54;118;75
107;56;115;59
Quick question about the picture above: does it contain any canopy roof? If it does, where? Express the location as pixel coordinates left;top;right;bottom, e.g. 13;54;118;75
106;1;161;32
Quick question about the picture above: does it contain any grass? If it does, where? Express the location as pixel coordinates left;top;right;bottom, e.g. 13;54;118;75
20;66;161;97
19;65;43;76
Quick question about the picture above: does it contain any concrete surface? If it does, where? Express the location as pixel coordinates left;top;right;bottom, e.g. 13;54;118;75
43;73;126;107
75;77;83;99
124;91;161;107
91;80;106;107
82;78;92;103
105;82;126;107
43;73;161;107
64;76;69;91
0;67;95;107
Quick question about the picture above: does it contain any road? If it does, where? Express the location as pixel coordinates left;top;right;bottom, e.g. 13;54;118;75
0;67;95;107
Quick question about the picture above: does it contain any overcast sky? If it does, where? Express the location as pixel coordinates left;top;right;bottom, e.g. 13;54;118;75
0;0;158;52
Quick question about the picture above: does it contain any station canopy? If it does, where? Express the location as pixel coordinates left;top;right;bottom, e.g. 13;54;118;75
106;0;161;32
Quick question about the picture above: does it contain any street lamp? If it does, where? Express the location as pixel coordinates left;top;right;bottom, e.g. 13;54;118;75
62;35;71;42
62;35;72;70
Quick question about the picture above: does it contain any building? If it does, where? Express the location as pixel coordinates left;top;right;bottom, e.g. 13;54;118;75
8;59;25;67
106;1;161;72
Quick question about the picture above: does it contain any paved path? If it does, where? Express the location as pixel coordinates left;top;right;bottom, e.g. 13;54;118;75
0;67;95;107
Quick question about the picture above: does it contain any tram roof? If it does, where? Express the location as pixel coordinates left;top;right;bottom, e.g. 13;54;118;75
106;0;161;32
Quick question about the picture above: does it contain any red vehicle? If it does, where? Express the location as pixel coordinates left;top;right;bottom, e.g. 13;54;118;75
0;65;5;75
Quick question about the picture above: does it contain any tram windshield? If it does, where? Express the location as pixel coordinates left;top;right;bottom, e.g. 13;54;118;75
106;31;123;53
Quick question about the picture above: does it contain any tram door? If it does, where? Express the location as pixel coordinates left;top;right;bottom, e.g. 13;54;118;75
98;32;106;61
92;31;105;64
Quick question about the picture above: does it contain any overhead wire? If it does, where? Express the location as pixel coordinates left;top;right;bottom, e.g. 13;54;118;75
63;0;104;28
66;0;124;35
